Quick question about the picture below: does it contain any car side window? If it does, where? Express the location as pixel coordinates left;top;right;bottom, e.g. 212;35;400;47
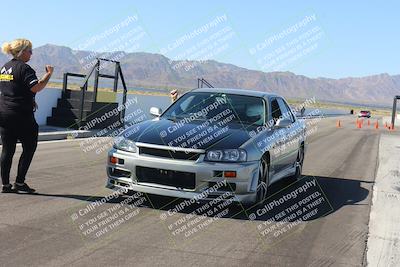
278;98;295;123
277;98;294;123
270;98;282;124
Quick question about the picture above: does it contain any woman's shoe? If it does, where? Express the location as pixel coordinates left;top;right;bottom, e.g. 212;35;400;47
13;183;36;193
2;184;17;193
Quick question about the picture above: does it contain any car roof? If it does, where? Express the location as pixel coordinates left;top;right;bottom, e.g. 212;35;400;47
190;88;280;98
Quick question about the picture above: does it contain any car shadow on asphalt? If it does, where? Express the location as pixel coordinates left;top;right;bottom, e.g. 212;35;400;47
90;175;369;222
27;175;371;223
138;175;371;222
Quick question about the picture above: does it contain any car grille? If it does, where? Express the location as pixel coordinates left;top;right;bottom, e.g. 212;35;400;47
139;147;201;160
136;166;196;190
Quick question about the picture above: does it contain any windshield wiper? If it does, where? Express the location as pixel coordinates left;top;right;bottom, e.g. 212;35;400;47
164;115;187;122
164;116;178;122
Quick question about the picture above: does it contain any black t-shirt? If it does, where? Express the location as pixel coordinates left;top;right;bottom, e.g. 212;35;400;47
0;58;38;114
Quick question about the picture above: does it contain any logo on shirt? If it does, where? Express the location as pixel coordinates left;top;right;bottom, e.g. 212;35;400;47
0;67;13;81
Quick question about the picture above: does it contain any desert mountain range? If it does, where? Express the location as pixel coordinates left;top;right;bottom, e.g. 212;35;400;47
0;44;398;107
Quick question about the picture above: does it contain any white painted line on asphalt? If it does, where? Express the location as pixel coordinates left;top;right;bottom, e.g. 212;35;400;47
366;133;400;267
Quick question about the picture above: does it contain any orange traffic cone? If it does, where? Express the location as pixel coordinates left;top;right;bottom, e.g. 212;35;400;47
357;121;362;129
367;120;370;126
336;120;341;128
374;120;379;129
356;118;359;127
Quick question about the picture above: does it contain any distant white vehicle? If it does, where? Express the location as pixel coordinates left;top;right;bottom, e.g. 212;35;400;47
358;110;371;118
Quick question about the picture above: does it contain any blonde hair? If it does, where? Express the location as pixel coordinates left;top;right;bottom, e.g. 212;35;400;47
2;39;32;58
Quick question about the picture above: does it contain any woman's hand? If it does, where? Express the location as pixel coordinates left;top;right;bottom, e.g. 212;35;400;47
31;65;53;93
45;65;54;75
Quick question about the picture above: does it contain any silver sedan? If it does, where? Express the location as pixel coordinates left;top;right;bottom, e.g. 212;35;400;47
106;88;306;205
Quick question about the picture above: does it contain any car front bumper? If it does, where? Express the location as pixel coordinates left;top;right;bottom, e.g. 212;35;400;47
106;148;260;204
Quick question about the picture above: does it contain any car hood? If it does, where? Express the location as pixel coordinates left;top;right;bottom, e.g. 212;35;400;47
122;118;255;150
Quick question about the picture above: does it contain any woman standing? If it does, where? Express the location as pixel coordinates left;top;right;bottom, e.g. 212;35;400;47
0;39;53;193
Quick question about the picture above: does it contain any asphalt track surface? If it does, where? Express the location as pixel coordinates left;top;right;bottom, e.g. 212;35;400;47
0;116;382;266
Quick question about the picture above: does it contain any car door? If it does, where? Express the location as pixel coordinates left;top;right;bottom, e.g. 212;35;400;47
277;97;298;169
269;97;286;173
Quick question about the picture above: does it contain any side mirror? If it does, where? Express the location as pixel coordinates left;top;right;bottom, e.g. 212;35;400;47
150;107;162;117
275;118;291;128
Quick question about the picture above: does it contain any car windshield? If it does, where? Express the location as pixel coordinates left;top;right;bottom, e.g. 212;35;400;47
162;92;266;126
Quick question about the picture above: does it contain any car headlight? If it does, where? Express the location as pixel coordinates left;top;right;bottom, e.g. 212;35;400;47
113;137;137;153
205;149;247;162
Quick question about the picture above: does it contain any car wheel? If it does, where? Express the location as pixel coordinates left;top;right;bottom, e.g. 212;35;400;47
293;145;304;181
256;155;269;204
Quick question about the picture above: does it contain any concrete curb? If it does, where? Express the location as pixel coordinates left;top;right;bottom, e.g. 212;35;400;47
366;133;400;266
38;130;99;142
0;129;100;145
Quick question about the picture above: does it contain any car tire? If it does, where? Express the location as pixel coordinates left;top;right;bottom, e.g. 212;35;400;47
293;145;304;181
255;155;269;204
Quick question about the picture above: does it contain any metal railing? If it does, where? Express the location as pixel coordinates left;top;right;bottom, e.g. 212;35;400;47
197;78;214;88
63;58;128;128
391;95;399;129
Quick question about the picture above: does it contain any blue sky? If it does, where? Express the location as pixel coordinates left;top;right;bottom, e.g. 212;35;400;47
1;0;399;78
